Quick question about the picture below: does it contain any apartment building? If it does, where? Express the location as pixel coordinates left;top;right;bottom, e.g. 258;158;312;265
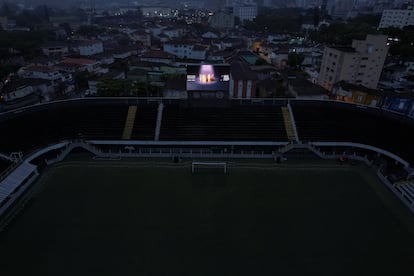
379;9;414;29
233;4;258;21
318;34;388;91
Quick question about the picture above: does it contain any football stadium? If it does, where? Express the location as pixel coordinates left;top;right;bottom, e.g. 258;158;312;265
1;98;414;275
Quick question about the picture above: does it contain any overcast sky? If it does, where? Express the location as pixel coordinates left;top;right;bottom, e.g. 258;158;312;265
19;0;182;7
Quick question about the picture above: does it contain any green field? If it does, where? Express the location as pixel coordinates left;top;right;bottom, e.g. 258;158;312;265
1;160;414;275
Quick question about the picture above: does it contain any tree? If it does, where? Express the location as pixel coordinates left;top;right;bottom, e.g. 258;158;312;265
117;36;132;47
288;52;304;69
76;25;103;36
255;58;268;65
313;7;320;28
0;2;17;17
74;71;94;90
0;30;54;58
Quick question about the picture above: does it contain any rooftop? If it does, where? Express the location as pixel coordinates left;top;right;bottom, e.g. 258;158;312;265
26;65;59;73
60;58;97;66
330;46;356;53
231;61;258;80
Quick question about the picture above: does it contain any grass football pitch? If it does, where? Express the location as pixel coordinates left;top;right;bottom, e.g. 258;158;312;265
1;160;414;275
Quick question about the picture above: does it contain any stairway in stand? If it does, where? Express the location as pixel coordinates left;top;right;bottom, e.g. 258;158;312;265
281;106;296;141
122;106;138;140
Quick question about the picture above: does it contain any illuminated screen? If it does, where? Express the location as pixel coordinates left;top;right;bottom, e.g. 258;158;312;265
186;64;230;91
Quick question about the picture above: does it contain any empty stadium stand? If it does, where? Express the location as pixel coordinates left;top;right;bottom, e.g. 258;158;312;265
0;99;414;165
0;160;12;176
130;105;158;140
0;102;128;154
291;101;414;164
159;104;288;141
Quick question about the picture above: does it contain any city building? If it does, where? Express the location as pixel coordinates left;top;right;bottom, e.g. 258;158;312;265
41;42;69;57
378;9;414;29
332;81;382;106
129;30;151;47
140;7;174;18
263;0;273;7
229;61;258;98
163;42;207;60
326;0;355;18
318;34;389;91
77;40;104;56
20;66;64;83
233;3;258;21
209;10;235;29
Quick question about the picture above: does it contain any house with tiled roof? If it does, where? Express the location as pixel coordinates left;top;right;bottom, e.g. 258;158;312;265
57;58;102;73
140;50;174;65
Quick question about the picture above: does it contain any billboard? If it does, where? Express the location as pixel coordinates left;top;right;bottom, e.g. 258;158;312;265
186;64;230;91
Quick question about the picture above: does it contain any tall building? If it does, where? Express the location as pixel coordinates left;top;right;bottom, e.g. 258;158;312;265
204;0;223;11
318;34;388;91
326;0;355;18
233;4;258;21
378;8;414;29
263;0;273;7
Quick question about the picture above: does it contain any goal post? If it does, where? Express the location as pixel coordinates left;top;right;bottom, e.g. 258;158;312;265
191;162;227;174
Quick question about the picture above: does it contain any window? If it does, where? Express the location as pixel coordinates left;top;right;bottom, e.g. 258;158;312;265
357;95;363;102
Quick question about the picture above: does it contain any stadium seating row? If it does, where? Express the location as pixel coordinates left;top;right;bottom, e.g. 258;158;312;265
160;105;287;141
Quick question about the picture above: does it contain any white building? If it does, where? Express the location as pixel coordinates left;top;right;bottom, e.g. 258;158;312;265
21;66;63;83
163;43;207;60
2;78;54;102
78;40;104;56
378;9;414;29
233;4;258;21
